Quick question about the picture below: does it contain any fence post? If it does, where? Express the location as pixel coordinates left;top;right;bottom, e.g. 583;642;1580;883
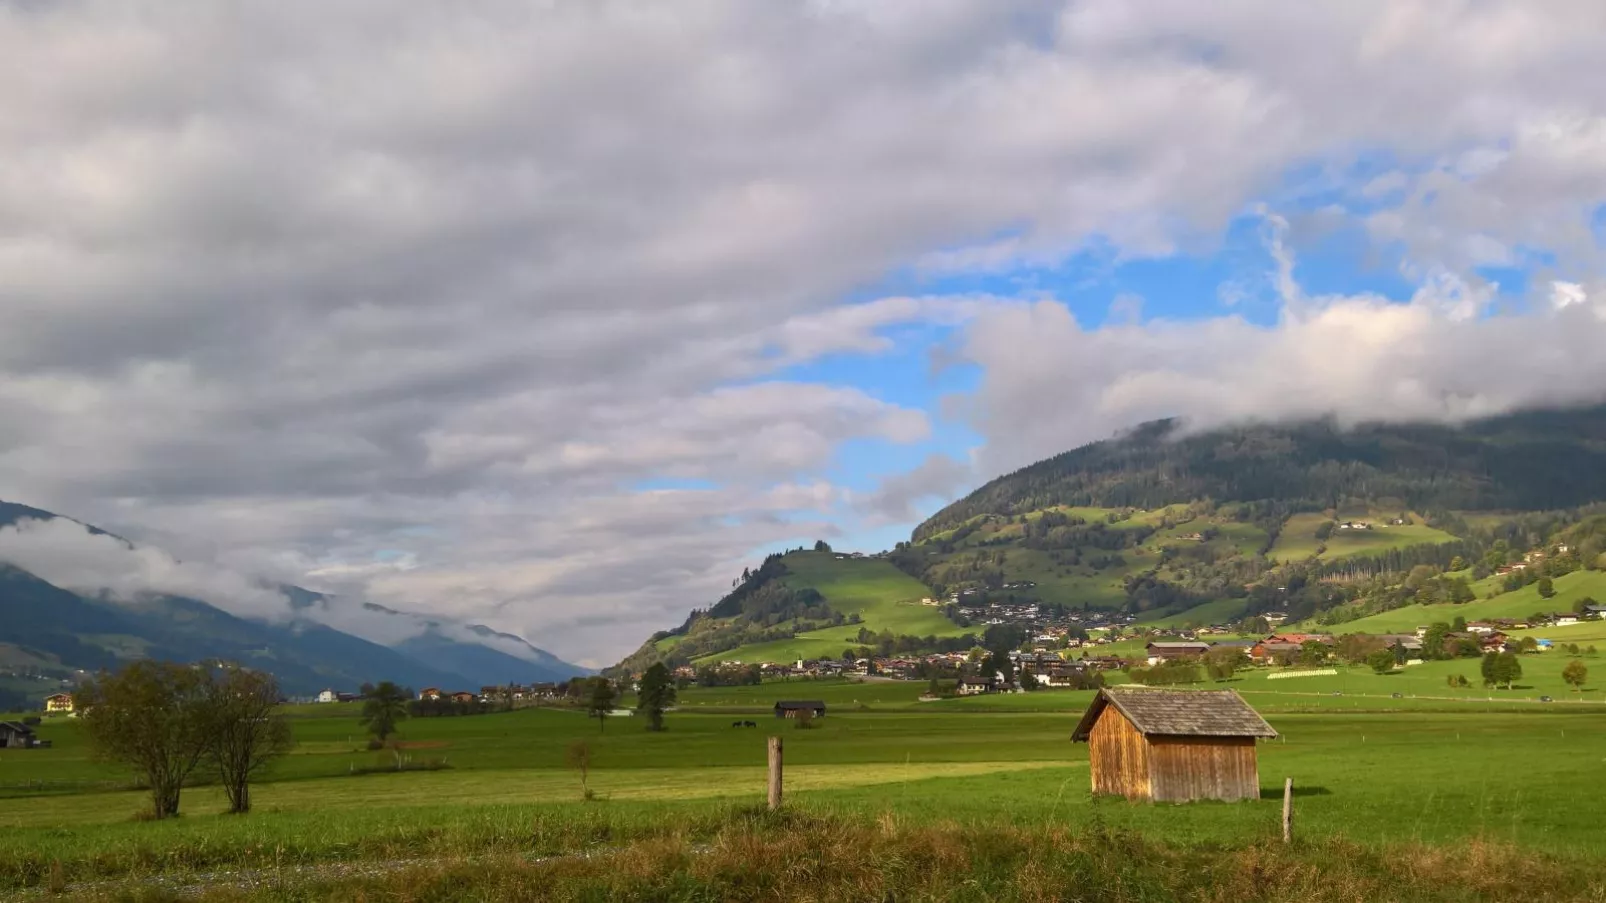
767;736;783;810
1282;778;1293;844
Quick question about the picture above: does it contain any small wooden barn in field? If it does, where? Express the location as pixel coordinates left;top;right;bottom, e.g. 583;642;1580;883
1071;686;1276;803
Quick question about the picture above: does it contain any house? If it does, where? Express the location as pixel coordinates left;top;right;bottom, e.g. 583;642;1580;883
1071;687;1278;803
773;700;826;719
1377;634;1423;653
1250;641;1302;663
1265;633;1333;647
43;693;73;714
1554;615;1580;627
0;721;37;749
316;689;339;704
418;687;443;701
1144;642;1210;664
1584;603;1606;618
450;691;478;704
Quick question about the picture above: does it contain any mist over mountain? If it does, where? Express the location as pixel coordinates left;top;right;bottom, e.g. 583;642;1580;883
0;502;589;696
918;405;1606;541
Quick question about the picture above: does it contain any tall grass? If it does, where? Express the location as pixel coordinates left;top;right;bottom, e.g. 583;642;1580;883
147;812;1606;901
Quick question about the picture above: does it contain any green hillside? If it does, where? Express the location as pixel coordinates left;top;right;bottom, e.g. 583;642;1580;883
891;502;1276;616
1321;570;1606;634
1269;511;1457;562
1135;597;1248;628
621;551;970;669
699;552;966;664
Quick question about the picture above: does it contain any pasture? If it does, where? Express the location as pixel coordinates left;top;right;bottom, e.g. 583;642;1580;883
696;552;964;664
1270;511;1456;562
1328;570;1606;635
3;668;1606;897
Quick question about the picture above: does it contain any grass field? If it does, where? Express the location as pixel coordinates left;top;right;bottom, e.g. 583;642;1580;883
1323;570;1606;634
693;552;965;664
1136;597;1249;627
1270;512;1457;562
3;674;1606;897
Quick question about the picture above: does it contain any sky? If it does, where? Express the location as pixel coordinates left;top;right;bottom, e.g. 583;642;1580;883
3;1;1606;668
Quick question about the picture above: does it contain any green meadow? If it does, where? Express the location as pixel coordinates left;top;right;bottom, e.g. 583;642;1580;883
1270;512;1457;562
1326;570;1606;634
694;552;964;664
4;661;1606;897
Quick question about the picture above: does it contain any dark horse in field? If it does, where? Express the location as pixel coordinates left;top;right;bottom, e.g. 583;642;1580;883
731;720;759;728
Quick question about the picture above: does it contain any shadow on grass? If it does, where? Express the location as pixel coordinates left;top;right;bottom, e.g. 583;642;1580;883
1259;785;1332;800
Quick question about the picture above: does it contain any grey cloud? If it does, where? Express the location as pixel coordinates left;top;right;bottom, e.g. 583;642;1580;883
2;2;1606;664
856;454;976;525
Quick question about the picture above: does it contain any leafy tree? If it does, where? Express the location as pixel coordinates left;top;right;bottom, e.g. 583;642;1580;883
585;677;617;732
77;661;212;819
635;663;676;731
1485;651;1522;689
203;665;293;814
1422;623;1450;660
360;681;410;743
1537;577;1556;599
1451;616;1467;632
1563;659;1589;693
813;540;831;552
1018;669;1039;691
1367;649;1396;675
1297;640;1328;667
1574;596;1598;616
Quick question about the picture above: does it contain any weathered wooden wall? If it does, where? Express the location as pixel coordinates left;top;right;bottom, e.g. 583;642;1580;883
1088;706;1151;800
1146;735;1259;803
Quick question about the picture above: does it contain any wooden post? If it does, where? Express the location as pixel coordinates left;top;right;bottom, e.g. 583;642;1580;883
767;736;783;810
1281;778;1293;844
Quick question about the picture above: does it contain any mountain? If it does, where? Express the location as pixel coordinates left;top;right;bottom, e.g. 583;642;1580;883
917;405;1606;540
395;626;577;686
617;404;1606;669
0;502;589;697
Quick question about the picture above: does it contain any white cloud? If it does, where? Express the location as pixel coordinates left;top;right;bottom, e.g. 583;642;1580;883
2;2;1606;664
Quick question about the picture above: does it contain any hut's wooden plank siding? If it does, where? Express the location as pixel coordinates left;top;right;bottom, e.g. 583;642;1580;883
1147;735;1259;802
1088;706;1152;800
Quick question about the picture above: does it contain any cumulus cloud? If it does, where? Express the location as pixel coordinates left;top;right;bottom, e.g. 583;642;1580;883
1;2;1606;665
956;240;1606;475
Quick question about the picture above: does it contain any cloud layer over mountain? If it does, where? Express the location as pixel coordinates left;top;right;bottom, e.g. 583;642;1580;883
3;2;1605;664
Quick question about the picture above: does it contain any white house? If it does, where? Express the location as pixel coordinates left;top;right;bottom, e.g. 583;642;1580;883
316;689;338;703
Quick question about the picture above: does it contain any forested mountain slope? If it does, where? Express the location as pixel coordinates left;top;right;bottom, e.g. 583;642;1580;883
917;406;1606;541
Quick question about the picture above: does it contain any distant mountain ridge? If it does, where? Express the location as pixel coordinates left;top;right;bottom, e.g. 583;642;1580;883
0;501;589;696
917;405;1606;540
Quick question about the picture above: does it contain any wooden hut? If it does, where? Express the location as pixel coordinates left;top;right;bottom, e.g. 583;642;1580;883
1071;686;1276;802
773;700;826;719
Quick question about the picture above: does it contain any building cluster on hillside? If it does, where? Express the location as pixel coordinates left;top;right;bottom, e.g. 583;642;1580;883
947;593;1137;634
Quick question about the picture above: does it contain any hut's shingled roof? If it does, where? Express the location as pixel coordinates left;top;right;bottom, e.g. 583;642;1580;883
1071;687;1276;741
